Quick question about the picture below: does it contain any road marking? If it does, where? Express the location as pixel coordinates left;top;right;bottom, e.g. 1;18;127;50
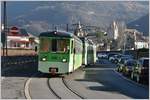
24;78;32;100
24;73;39;99
114;70;148;88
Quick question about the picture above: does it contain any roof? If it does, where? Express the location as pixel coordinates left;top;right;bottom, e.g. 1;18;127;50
39;31;84;43
39;31;74;38
7;28;29;36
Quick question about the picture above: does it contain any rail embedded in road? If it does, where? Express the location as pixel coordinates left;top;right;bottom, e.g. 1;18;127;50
48;77;85;99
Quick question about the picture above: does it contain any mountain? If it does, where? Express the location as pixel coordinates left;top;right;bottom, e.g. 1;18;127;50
2;1;149;36
127;14;149;36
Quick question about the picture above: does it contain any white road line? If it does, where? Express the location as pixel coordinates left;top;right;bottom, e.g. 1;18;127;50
24;73;39;99
24;78;32;100
113;70;148;88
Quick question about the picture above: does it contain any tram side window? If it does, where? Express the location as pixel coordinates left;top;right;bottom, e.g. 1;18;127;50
40;38;50;52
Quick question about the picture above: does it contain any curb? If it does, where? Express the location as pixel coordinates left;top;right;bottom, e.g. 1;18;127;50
113;70;148;88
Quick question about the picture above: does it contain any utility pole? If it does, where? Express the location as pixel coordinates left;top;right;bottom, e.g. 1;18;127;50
2;24;5;56
66;24;69;32
3;1;8;56
134;31;137;50
123;32;126;54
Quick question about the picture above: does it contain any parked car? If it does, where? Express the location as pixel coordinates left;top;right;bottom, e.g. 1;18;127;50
107;53;120;60
97;53;108;59
117;57;133;72
121;59;138;76
118;55;133;62
131;57;149;83
109;54;123;64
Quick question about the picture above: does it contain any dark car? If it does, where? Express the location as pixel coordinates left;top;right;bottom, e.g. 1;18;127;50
117;57;133;72
109;54;123;64
131;57;149;84
107;53;121;61
121;59;138;76
97;53;108;59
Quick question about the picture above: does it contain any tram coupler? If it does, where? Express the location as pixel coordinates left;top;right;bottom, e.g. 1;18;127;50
50;68;56;76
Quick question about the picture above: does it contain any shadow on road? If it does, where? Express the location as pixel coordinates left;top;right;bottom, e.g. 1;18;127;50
75;67;149;99
1;61;41;78
2;61;66;78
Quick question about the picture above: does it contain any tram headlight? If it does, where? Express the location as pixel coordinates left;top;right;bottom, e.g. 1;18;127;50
62;59;67;62
42;57;46;61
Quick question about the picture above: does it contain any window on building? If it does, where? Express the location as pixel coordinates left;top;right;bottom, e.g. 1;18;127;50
26;43;29;47
17;43;20;47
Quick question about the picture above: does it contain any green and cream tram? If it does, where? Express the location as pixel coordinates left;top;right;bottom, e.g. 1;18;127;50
38;31;83;74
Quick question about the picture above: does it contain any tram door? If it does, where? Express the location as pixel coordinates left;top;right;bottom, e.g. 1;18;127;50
70;40;75;72
73;41;75;71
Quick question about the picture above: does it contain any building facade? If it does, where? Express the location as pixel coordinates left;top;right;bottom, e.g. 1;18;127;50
4;26;38;49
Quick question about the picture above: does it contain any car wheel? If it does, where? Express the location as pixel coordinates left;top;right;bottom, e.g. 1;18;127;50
131;72;134;80
117;67;119;72
136;75;140;83
117;67;120;72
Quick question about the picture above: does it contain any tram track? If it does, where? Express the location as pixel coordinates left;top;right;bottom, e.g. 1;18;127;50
47;78;61;99
47;77;85;99
62;78;85;99
25;74;85;99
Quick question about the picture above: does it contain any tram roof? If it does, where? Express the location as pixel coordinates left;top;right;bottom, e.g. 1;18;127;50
39;31;74;38
39;31;82;42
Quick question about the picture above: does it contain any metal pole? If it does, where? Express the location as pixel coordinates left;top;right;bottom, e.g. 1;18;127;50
134;31;136;50
66;24;69;32
123;33;126;54
4;1;8;56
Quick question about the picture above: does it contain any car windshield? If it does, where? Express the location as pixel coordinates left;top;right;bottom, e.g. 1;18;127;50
126;61;137;66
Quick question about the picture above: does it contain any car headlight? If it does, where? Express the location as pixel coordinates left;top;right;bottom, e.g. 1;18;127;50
62;59;67;62
135;67;138;70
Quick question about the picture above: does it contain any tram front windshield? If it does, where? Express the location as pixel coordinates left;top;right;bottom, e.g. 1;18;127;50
40;38;69;53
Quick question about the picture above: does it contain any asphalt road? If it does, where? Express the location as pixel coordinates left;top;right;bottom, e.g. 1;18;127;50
1;58;149;99
66;59;149;99
1;61;38;99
